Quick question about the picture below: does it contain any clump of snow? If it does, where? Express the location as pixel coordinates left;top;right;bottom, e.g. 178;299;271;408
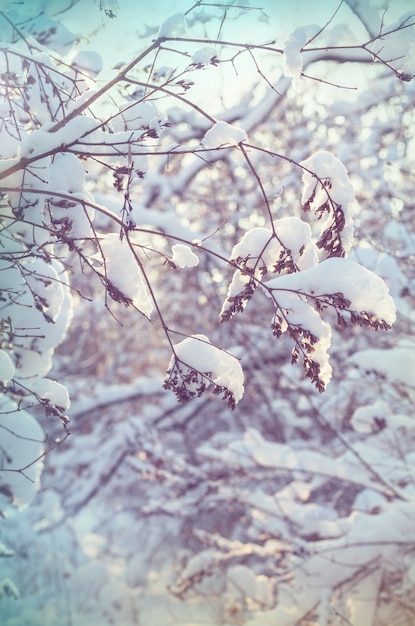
266;258;396;327
49;153;85;194
20;116;98;160
97;233;153;317
0;398;44;509
230;217;317;273
0;198;73;388
283;25;320;90
0;350;15;383
351;400;390;434
71;50;103;77
263;258;395;389
171;243;199;268
28;378;70;410
158;12;187;38
275;290;333;387
167;334;244;404
349;346;415;386
112;101;157;133
191;46;218;65
300;151;355;258
220;217;317;321
227;565;274;607
353;489;388;514
202;121;247;149
0;578;20;600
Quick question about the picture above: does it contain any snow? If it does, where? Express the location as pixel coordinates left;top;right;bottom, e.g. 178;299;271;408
97;233;153;316
158;12;187;38
274;290;333;386
266;258;396;326
1;2;414;625
202;120;247;149
300;151;355;257
351;399;389;434
169;334;244;404
111;101;157;132
283;25;319;90
368;12;415;78
220;217;318;321
71;50;103;77
228;564;274;607
20;116;98;160
49;153;85;194
0;350;15;383
191;46;218;65
28;378;70;410
230;217;317;273
0;578;20;600
171;243;199;268
0;397;44;509
25;258;67;323
0;255;72;380
353;489;388;514
349;346;415;386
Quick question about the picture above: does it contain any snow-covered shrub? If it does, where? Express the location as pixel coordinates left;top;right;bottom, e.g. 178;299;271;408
0;1;414;624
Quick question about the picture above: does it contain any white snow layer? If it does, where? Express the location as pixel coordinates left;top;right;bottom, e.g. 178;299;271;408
172;334;244;403
171;244;199;268
71;50;103;77
28;378;70;410
0;350;15;383
220;217;318;321
0;397;44;509
202;121;247;149
349;346;415;386
230;217;317;272
158;12;187;38
300;150;355;257
283;25;320;90
191;46;218;65
98;233;153;316
266;258;396;326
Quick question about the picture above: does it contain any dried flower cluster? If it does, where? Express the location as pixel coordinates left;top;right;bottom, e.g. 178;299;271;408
303;178;346;258
163;358;237;409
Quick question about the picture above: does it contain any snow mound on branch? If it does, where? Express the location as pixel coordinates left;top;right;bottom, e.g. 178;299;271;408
300;151;355;258
164;334;244;407
158;12;187;38
265;258;395;390
275;290;333;387
228;565;274;606
171;244;199;268
191;46;218;65
112;101;157;132
220;217;317;322
368;12;415;80
349;346;415;386
266;258;396;326
98;233;153;316
20;116;97;160
350;399;390;434
0;398;44;509
49;153;85;193
283;25;320;90
202;121;247;149
71;50;103;77
0;350;15;383
28;378;70;410
230;217;317;272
